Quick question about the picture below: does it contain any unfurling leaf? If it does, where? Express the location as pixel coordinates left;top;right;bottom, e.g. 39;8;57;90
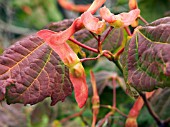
125;92;154;127
0;35;73;105
129;0;138;10
100;6;140;27
37;29;88;108
121;17;170;92
81;11;106;35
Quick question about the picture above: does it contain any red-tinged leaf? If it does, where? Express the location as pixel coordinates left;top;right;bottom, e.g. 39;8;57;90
81;11;106;35
100;6;116;24
125;118;138;127
0;35;73;105
37;29;88;108
120;17;170;92
100;6;140;27
37;29;79;67
58;0;90;12
126;92;154;127
69;63;88;108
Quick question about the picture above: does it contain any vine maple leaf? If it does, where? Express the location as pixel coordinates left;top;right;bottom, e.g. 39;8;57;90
81;11;106;35
100;6;140;27
37;28;88;108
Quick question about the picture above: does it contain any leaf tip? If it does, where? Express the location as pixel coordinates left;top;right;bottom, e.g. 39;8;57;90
37;29;55;40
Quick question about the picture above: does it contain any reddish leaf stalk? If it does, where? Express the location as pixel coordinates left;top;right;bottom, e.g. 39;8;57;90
139;92;162;126
90;70;100;127
58;0;90;12
139;15;149;25
98;77;125;127
69;38;98;53
100;105;128;118
98;112;113;127
80;54;101;62
98;35;102;53
124;26;132;36
114;47;124;60
60;108;86;123
100;26;114;45
89;31;98;41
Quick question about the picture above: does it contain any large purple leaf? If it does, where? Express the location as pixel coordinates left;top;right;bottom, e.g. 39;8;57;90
0;35;73;105
121;17;170;92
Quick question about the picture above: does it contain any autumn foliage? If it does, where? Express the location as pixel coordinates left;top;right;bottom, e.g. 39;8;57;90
0;0;170;126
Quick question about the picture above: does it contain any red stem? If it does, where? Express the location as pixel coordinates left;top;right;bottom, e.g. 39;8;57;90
60;108;86;123
98;112;113;127
124;26;132;36
80;54;101;62
89;31;98;41
139;15;149;25
69;38;98;53
100;26;114;45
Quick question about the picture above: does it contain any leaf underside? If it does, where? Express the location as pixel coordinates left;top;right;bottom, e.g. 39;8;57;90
0;35;73;105
121;17;170;92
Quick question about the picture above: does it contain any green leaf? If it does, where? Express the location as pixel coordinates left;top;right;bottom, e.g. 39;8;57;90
0;35;73;105
121;17;170;92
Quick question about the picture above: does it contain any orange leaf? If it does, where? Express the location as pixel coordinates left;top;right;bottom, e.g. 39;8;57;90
37;29;88;108
70;63;88;108
100;6;140;27
58;0;90;12
81;11;106;35
129;0;138;10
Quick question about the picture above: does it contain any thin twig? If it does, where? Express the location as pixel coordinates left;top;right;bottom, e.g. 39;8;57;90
69;38;98;53
124;26;132;36
98;112;113;127
60;108;86;123
100;105;128;118
100;26;114;45
139;15;149;25
80;54;101;62
89;31;99;41
139;92;162;126
98;35;102;53
115;108;128;118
